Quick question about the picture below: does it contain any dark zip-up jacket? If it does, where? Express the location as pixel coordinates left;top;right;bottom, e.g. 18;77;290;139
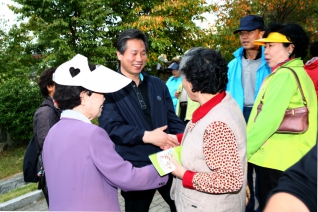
33;97;61;151
99;71;185;167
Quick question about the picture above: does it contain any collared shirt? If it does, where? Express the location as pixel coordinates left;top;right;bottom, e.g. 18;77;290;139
61;110;91;124
243;48;262;60
242;48;262;106
131;73;147;110
129;73;153;129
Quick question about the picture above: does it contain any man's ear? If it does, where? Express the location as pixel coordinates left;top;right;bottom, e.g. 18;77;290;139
47;84;54;96
259;30;265;38
116;51;122;61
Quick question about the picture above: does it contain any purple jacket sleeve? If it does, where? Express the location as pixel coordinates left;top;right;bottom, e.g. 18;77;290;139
88;126;168;191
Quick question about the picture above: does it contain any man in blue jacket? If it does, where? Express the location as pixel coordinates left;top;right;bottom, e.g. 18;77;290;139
226;15;271;212
227;15;270;122
99;29;185;212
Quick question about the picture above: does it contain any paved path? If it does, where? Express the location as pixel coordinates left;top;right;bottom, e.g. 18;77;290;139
15;190;170;211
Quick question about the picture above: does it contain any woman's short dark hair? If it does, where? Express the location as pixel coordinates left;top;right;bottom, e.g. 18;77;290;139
116;29;149;55
53;84;94;110
263;23;309;59
38;67;56;97
180;47;228;94
309;41;318;57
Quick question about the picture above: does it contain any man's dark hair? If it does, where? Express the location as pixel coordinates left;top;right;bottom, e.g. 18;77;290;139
309;41;318;57
179;47;228;94
263;23;309;59
116;29;149;55
38;67;56;97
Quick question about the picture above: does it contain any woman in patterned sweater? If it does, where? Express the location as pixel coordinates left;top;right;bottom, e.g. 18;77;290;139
170;47;247;212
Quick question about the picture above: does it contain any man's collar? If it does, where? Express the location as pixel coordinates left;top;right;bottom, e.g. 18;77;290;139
118;69;147;83
139;72;144;81
243;47;262;60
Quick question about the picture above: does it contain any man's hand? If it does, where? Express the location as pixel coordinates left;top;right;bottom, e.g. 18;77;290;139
160;134;179;150
174;91;181;98
143;126;179;148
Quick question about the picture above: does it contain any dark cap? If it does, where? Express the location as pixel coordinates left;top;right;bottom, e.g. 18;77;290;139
233;15;264;34
166;62;179;71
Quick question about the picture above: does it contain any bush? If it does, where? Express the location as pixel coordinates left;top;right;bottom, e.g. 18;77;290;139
0;78;42;144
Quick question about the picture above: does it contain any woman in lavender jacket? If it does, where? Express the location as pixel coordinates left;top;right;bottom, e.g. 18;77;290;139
42;54;168;211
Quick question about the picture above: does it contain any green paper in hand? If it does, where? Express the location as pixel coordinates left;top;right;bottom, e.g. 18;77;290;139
149;146;182;176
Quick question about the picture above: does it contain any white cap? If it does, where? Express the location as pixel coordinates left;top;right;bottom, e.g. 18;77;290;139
53;54;131;93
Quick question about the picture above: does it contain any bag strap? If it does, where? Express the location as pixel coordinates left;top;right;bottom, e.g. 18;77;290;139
260;67;307;107
282;67;307;106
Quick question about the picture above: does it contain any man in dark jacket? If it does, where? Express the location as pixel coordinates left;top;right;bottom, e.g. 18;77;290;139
99;29;185;212
33;67;61;206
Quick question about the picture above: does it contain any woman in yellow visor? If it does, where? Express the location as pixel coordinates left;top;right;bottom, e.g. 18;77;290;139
246;23;317;211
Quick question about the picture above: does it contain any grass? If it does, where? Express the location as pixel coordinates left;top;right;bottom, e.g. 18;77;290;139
0;183;38;203
0;144;27;180
0;143;39;203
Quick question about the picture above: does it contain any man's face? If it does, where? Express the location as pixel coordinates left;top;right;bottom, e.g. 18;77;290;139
172;70;181;78
117;39;147;77
239;29;264;50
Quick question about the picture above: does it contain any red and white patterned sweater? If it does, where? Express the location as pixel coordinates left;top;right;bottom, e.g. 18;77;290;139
180;91;244;193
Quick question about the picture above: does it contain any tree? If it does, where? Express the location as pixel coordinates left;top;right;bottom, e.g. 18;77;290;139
8;0;217;73
0;78;42;143
0;23;42;84
209;0;318;62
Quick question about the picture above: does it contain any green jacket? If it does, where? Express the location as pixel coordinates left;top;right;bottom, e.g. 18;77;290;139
247;58;317;171
175;84;200;121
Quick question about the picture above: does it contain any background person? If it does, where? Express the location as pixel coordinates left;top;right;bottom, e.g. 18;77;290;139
98;29;184;212
247;23;317;211
33;67;61;205
227;14;270;122
174;83;199;125
171;47;247;212
43;54;169;211
227;14;271;212
165;60;182;111
304;41;318;100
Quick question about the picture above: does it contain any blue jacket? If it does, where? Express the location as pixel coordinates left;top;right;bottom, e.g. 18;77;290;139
99;71;185;167
166;76;182;111
226;46;270;111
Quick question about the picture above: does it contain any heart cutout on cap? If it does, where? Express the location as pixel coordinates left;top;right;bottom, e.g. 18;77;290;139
69;67;80;77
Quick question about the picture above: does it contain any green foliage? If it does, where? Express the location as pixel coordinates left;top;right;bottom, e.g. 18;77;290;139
0;78;42;143
1;0;317;80
0;23;43;84
210;0;318;63
7;0;216;71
